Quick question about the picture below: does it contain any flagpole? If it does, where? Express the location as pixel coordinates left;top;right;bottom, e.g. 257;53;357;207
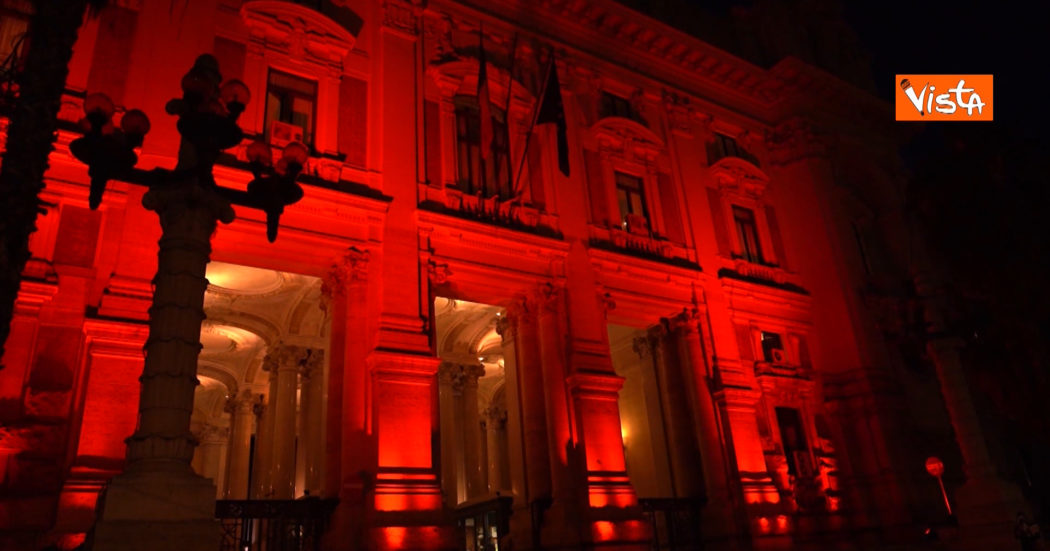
508;50;554;204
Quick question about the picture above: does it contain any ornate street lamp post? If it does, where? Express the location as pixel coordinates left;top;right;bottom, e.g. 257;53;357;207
70;54;307;551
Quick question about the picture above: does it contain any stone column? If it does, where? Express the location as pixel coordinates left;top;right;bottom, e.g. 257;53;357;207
485;405;508;493
535;285;574;501
647;323;704;497
498;299;550;550
671;308;740;537
299;349;325;496
917;275;1028;547
252;358;278;498
502;299;552;502
461;363;487;499
224;390;256;499
193;424;229;497
271;344;307;499
92;184;235;550
438;361;464;505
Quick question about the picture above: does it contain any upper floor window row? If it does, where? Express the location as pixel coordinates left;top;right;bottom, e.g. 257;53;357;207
708;132;760;167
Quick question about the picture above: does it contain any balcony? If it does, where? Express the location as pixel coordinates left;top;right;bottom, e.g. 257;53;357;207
420;187;563;239
589;224;699;269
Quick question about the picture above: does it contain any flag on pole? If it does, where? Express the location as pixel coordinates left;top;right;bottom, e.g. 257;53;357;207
477;31;493;160
535;58;569;177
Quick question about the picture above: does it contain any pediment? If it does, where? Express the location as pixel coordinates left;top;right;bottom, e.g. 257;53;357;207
241;0;357;64
710;157;770;199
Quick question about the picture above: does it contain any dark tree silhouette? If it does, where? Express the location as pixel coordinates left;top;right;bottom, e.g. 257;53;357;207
0;1;103;366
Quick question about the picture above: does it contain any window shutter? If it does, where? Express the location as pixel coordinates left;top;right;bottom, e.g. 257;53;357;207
424;100;441;186
87;6;137;104
658;171;685;243
765;205;787;269
735;324;754;361
339;76;368;167
706;188;731;256
584;149;608;225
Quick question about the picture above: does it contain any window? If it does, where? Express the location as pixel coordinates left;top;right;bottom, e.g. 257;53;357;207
454;97;511;199
266;70;317;148
615;172;648;232
760;331;784;363
775;407;810;476
709;132;759;166
600;91;641;123
733;206;763;263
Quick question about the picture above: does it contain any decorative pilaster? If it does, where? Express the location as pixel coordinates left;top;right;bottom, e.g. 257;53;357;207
270;344;310;499
252;355;278;498
648;322;704;497
223;390;256;499
299;349;325;496
461;363;487;499
484;405;509;493
670;307;744;542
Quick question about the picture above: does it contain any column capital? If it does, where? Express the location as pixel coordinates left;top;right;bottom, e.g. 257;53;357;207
462;363;486;386
667;306;702;334
322;246;370;301
225;389;257;414
299;349;326;379
438;361;464;391
534;282;565;314
632;335;652;360
265;343;311;372
501;294;536;328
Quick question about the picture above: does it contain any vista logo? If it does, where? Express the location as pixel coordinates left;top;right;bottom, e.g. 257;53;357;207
895;75;993;121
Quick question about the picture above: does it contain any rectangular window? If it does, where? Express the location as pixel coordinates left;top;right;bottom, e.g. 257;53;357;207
615;172;648;232
709;132;760;166
760;331;784;363
775;407;810;476
600;91;638;121
266;70;317;148
733;205;764;263
454;97;512;199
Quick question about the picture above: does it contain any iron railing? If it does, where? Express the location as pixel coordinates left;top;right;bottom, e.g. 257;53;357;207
452;495;514;551
639;497;705;551
215;498;338;551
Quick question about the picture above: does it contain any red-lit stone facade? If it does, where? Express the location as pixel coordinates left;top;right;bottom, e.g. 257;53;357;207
0;1;1030;550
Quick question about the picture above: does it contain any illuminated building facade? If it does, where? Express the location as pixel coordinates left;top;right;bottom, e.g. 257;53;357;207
0;0;1031;550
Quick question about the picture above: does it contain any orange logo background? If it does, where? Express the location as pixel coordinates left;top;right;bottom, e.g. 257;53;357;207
895;74;993;121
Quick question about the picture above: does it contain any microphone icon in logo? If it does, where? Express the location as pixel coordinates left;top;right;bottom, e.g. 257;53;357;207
900;78;924;116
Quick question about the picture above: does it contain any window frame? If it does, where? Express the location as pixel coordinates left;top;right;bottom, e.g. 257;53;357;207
264;69;319;149
732;205;765;264
453;95;513;200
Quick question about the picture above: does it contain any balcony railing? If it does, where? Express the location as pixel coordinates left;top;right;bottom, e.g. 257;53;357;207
638;497;705;551
216;498;338;551
452;494;514;551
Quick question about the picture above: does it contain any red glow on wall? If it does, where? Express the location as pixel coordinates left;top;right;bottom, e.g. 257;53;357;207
380;526;406;548
593;521;616;541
